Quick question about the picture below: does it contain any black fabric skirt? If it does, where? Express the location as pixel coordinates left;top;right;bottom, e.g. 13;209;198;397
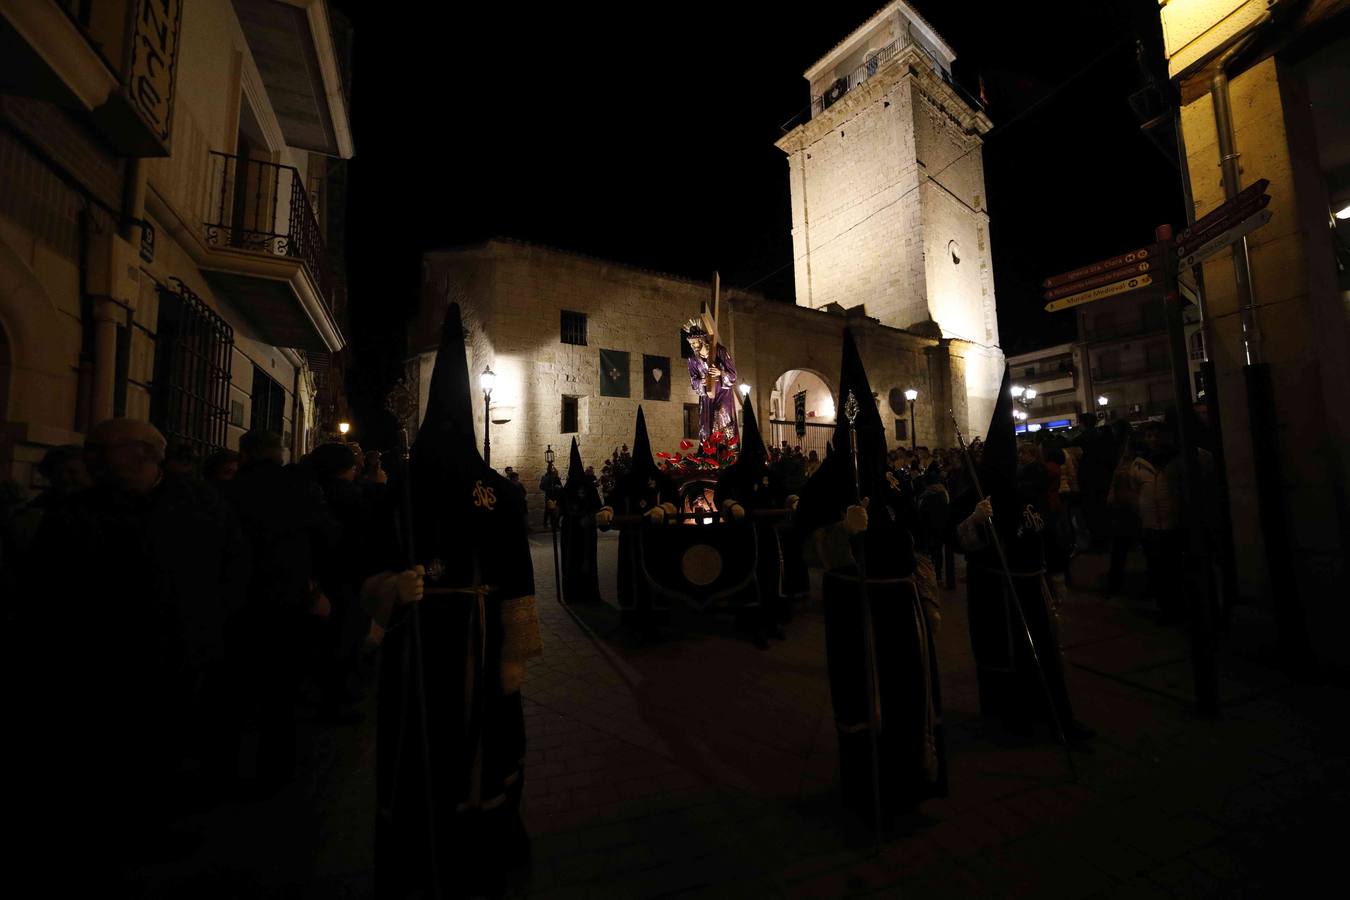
823;569;947;822
965;565;1075;728
374;591;527;899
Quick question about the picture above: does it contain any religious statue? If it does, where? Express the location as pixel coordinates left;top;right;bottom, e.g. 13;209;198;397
683;312;738;443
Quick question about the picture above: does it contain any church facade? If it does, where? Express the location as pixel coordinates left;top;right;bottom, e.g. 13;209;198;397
406;2;1005;522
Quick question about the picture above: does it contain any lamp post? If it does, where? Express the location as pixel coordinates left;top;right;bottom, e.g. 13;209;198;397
904;388;918;450
480;366;497;465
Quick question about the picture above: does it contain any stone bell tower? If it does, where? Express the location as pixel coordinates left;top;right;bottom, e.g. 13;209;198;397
776;1;1005;432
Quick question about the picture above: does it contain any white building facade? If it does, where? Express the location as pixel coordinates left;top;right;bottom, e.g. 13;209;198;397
0;0;352;485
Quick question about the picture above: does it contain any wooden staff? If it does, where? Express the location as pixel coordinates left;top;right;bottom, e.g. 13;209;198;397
705;272;720;398
949;411;1078;782
845;391;886;855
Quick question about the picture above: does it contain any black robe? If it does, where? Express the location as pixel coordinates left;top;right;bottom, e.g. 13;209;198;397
953;365;1076;731
608;409;677;623
714;397;791;622
560;441;602;604
953;481;1076;729
793;328;947;821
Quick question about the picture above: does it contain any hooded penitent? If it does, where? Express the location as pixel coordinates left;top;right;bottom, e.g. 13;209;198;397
607;406;676;515
560;437;602;604
955;364;1077;730
800;329;947;820
562;436;601;514
715;395;784;512
793;327;917;578
378;302;539;900
609;406;677;618
963;365;1044;567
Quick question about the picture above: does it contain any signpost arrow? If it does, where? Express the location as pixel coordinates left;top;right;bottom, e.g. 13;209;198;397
1176;178;1269;246
1042;260;1155;301
1178;208;1272;270
1042;246;1157;289
1176;193;1270;257
1044;273;1154;313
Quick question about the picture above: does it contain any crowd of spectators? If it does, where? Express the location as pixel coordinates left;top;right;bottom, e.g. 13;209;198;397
2;421;403;873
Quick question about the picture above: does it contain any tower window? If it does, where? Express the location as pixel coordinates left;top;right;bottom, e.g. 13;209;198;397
560;310;587;346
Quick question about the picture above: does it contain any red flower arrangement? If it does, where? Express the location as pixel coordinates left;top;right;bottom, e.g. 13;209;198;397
658;431;739;475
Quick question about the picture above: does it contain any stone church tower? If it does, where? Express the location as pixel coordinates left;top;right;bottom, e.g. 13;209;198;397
776;1;1005;433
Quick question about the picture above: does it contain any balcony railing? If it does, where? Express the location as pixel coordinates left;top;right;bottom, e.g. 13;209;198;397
203;151;332;304
1090;360;1173;383
809;26;986;118
812;35;910;116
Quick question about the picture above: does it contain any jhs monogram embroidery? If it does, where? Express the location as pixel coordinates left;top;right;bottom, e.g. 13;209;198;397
472;480;497;510
1016;503;1044;538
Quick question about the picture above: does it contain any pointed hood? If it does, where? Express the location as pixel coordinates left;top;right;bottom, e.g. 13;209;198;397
567;436;586;483
978;366;1017;497
793;328;888;535
831;327;888;497
563;437;600;509
714;394;776;508
628;406;660;480
738;395;766;467
610;405;675;510
409;302;523;577
416;302;479;453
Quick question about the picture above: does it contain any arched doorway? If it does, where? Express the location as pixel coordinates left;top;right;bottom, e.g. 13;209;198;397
768;368;834;457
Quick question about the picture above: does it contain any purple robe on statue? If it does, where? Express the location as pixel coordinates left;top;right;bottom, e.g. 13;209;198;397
688;344;738;442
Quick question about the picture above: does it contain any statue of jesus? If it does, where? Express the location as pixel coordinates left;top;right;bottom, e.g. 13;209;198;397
683;314;738;443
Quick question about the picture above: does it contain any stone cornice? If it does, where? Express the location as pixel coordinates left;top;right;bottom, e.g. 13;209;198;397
0;0;120;112
777;47;990;154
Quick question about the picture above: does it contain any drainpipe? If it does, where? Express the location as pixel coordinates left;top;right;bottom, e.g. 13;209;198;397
1205;9;1315;674
1210;27;1267;366
75;209;95;433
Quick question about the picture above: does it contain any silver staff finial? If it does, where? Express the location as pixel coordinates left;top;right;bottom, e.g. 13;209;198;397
844;390;859;425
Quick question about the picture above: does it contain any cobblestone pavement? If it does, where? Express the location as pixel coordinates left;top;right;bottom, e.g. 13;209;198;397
134;534;1348;898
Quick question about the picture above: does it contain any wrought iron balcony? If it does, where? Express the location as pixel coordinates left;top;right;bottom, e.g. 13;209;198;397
203;151;332;306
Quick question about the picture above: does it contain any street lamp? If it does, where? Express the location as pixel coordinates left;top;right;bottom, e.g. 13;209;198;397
1024;388;1037;401
481;366;497;465
1010;384;1025;399
904;388;918;450
338;421;350;442
1097;395;1109;407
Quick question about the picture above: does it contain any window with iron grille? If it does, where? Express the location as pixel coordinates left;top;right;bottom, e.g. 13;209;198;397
561;395;579;434
150;279;233;457
560;310;587;346
251;366;286;435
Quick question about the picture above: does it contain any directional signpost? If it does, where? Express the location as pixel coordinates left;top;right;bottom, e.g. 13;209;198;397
1042;246;1160;313
1036;177;1275;721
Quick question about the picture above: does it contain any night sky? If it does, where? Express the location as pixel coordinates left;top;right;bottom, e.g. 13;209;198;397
334;0;1184;433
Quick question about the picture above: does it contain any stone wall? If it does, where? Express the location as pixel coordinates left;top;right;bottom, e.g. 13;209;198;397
413;241;995;524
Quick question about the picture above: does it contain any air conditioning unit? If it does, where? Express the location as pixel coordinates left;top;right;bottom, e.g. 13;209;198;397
821;77;849;109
